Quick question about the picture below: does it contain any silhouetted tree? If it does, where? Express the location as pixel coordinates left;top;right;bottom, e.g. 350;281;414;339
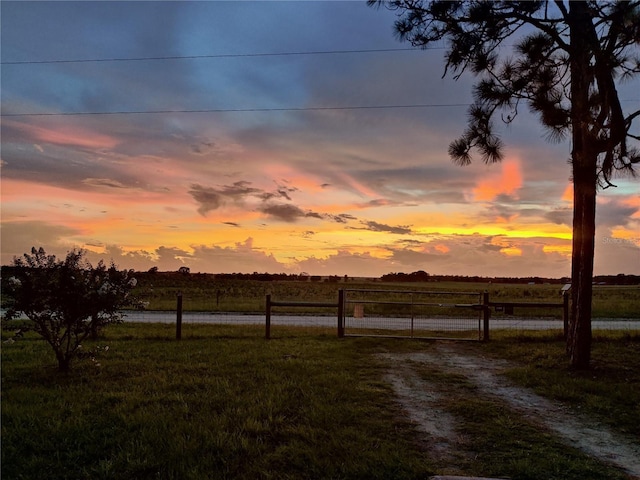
369;0;639;368
3;248;137;371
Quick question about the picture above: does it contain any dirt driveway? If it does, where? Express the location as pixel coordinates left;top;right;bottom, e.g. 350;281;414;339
380;342;640;479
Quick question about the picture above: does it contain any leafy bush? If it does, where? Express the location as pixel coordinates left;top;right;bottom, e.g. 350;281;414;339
2;247;137;371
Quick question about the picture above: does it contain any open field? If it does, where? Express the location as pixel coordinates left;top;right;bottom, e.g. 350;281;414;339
2;324;432;480
2;324;639;479
130;274;640;318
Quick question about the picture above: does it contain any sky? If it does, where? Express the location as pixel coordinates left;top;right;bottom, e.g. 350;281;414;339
1;1;639;278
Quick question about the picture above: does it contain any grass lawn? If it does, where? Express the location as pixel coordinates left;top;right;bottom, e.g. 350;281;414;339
2;324;638;479
1;324;432;480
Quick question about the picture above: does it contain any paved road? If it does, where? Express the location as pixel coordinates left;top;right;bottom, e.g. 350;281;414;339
123;311;640;331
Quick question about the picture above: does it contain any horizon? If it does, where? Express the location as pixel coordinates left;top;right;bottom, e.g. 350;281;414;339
2;2;639;278
3;259;639;283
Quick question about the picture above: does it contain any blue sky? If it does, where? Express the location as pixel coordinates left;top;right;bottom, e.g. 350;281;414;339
1;1;639;277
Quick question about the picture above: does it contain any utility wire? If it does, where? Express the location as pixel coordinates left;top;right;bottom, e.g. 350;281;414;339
0;103;471;117
3;99;634;118
1;47;437;65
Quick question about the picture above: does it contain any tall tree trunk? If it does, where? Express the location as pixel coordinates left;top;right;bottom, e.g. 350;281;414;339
90;313;99;340
568;1;596;369
56;351;71;372
569;158;596;368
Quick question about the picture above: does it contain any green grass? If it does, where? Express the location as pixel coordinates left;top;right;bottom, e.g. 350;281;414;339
1;324;433;480
2;325;638;479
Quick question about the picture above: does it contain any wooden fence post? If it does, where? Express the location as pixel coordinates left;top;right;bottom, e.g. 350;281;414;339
265;294;271;340
337;289;344;338
562;291;569;340
176;291;183;340
483;291;490;342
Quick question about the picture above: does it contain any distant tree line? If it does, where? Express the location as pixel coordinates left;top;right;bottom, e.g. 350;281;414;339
132;270;347;285
592;274;640;286
380;271;640;285
216;272;312;282
380;271;431;282
4;265;638;287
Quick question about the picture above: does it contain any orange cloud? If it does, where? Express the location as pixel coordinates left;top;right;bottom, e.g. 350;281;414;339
623;196;640;207
473;159;523;201
434;244;450;254
609;228;640;244
500;246;523;256
14;122;118;149
621;196;640;218
543;244;572;256
561;184;573;202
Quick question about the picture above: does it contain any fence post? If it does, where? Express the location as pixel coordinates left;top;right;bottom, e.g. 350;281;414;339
562;291;569;340
176;291;183;340
410;292;415;338
482;291;490;342
337;289;345;338
265;294;271;340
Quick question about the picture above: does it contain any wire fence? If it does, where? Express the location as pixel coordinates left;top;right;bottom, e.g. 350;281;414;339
343;289;484;340
119;287;640;339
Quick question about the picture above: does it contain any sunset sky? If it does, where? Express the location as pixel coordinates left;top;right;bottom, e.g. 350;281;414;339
2;1;639;277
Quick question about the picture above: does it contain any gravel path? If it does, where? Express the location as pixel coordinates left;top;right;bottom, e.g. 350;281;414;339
380;344;640;479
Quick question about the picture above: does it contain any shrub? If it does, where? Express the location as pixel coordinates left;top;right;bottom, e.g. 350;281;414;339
2;247;137;371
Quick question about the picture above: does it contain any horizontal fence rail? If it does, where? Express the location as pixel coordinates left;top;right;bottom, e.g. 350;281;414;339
265;292;344;339
343;289;487;341
488;293;570;338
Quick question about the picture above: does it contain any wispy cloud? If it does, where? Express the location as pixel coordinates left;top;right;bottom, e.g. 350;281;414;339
259;203;312;222
5;120;119;150
82;178;128;189
189;181;279;216
188;185;224;216
359;221;412;235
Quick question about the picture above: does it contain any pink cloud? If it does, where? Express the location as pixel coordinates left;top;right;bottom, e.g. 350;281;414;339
473;159;523;201
12;122;118;149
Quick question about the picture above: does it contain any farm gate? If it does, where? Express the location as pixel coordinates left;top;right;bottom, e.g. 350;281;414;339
341;289;487;341
262;288;594;341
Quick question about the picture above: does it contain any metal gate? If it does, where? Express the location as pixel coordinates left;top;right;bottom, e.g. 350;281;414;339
342;289;486;340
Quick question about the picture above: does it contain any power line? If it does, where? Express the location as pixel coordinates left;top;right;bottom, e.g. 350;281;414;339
1;47;438;65
3;99;635;118
0;103;471;117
